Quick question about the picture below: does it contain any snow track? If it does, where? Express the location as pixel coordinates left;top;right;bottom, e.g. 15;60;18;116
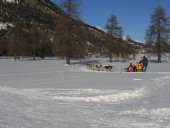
0;87;145;103
51;88;145;102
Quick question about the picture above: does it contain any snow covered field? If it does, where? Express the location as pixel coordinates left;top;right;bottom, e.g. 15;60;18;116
0;54;170;128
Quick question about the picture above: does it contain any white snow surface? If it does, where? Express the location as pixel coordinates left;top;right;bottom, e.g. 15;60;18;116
1;54;170;128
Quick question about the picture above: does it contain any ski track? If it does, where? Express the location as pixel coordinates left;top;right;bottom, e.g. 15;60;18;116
0;87;145;103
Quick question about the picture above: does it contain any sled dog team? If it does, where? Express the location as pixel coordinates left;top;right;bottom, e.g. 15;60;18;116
87;63;113;71
87;56;148;72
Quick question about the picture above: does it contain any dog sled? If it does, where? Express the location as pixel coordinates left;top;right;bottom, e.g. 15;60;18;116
124;62;143;72
86;62;143;72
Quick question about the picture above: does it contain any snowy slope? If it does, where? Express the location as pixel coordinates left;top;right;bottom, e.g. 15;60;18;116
0;55;170;127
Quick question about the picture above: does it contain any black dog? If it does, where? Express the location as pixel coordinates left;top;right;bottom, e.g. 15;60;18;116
104;66;113;71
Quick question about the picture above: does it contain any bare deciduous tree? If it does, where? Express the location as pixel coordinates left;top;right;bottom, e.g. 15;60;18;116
8;19;27;60
54;0;81;64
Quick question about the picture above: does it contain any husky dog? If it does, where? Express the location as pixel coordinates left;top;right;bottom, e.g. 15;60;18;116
87;63;103;71
104;65;113;71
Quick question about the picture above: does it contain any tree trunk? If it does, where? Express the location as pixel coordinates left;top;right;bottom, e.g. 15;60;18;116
109;52;112;63
157;45;161;63
66;52;70;64
14;41;18;61
42;47;45;60
157;33;161;63
33;53;35;61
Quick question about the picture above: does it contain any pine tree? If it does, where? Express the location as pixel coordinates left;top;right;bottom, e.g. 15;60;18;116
104;14;123;62
145;6;170;63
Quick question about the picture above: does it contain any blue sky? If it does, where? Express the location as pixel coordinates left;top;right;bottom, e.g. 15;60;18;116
51;0;170;42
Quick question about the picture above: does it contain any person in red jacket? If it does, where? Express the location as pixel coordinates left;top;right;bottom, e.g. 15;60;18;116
128;63;133;72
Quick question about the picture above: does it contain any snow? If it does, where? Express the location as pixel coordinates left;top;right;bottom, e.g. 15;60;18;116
3;0;15;2
0;22;12;30
0;54;170;127
0;23;5;30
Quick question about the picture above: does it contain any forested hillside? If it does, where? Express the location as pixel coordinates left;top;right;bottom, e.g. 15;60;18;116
0;0;137;62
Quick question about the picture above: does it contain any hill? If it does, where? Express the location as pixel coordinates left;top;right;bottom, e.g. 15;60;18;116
0;0;138;61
